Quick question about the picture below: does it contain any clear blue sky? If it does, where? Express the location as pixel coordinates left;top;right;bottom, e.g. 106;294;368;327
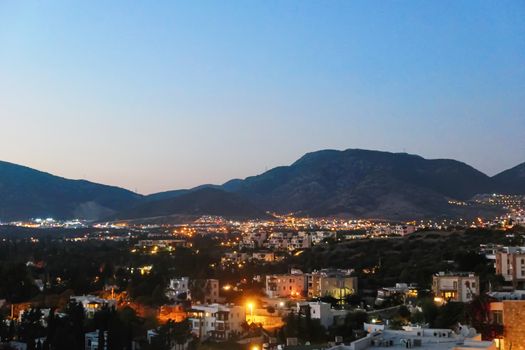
1;1;524;194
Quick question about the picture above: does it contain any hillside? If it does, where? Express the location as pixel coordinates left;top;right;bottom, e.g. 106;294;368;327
492;162;525;194
112;188;270;220
1;149;523;221
221;149;495;219
0;161;141;221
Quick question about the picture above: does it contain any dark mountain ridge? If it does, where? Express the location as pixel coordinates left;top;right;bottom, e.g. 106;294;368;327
219;149;498;218
0;160;141;221
112;187;269;220
492;162;525;194
0;149;523;221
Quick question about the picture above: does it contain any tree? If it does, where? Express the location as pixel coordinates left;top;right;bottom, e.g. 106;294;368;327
329;310;368;342
150;320;191;350
64;301;86;350
420;298;439;326
398;305;411;321
19;308;45;348
434;302;465;329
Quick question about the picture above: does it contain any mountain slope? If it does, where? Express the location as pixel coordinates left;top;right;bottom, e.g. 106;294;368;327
112;188;269;220
144;184;221;202
492;162;525;194
0;161;141;221
220;149;495;219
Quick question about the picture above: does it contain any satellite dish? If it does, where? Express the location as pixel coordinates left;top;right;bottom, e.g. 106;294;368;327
460;326;470;337
468;328;476;338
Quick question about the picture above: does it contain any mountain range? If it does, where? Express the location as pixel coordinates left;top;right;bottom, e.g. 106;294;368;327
0;149;523;221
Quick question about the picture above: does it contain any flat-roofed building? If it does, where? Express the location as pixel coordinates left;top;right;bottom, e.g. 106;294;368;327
432;272;479;303
265;271;306;298
495;247;525;288
333;326;496;350
307;269;358;300
188;304;245;341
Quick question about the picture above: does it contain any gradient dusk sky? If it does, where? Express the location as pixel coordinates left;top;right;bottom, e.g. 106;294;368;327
1;1;524;194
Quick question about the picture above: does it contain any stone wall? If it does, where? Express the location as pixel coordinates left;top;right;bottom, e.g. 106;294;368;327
503;301;525;350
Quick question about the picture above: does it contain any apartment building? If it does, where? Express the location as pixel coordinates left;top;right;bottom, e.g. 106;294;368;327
495;247;525;288
188;304;245;341
265;270;307;298
307;269;358;300
266;269;357;299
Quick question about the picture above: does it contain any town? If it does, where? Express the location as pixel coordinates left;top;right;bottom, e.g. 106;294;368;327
2;0;524;348
0;195;524;350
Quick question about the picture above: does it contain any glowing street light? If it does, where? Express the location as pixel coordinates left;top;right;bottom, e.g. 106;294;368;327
247;302;254;323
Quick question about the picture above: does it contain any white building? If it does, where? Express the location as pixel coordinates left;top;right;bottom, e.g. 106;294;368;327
311;231;336;245
432;272;479;303
70;295;116;318
330;326;495;350
393;224;416;236
289;232;312;250
265;232;291;251
188;304;245;341
297;301;349;328
376;283;418;304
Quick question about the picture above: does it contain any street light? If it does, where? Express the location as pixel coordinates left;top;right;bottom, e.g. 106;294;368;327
247;302;254;323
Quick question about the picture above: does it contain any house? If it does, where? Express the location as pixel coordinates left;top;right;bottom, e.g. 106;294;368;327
70;295;116;318
166;277;190;301
432;272;479;303
296;301;349;328
376;283;418;304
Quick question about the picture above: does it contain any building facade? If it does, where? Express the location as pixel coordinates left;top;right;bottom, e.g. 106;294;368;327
166;277;190;301
307;269;358;300
266;272;306;298
495;248;525;288
188;304;245;341
432;272;479;303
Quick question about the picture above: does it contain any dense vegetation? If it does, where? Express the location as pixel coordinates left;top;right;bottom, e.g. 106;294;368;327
294;227;524;291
